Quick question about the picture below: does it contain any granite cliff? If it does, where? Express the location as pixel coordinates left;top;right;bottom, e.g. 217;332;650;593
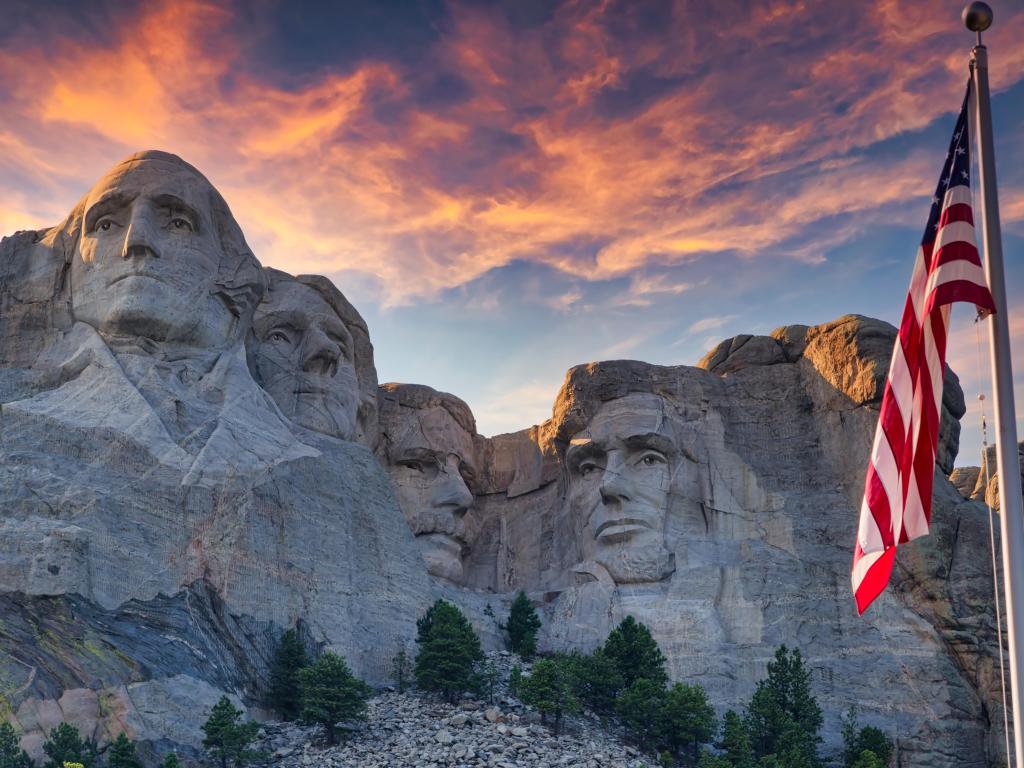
0;152;1006;767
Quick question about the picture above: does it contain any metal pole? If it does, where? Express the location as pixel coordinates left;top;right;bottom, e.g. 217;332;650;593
969;15;1024;766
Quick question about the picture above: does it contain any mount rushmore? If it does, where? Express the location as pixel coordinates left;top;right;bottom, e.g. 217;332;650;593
0;151;1008;766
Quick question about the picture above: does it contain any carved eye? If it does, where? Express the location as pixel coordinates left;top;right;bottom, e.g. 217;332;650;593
266;330;291;344
579;461;600;477
637;452;667;467
96;218;117;232
170;217;193;232
402;461;424;473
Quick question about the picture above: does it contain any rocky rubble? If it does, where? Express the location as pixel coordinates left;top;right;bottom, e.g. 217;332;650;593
257;655;647;768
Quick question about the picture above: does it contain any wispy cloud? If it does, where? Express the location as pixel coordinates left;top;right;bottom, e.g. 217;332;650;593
2;0;1021;308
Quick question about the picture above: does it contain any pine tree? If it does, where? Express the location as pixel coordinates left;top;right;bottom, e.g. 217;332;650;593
0;722;32;768
389;647;413;693
159;754;182;768
841;709;892;767
42;723;94;768
567;650;624;717
718;710;755;768
267;627;309;720
106;734;142;768
697;753;732;768
602;616;668;688
201;696;261;768
745;646;822;766
505;591;542;659
849;751;887;768
298;652;371;745
517;657;580;736
662;682;717;766
616;678;667;750
414;599;484;703
474;657;500;704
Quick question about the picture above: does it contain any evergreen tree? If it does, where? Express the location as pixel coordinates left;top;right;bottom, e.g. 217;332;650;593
717;710;755;768
159;754;181;768
267;627;309;720
389;647;413;694
662;682;717;766
745;646;822;766
616;678;667;750
849;751;887;768
509;665;524;698
568;650;625;717
0;722;32;768
474;657;500;704
299;652;371;745
841;709;892;767
106;734;142;768
42;723;94;768
201;696;260;768
505;591;542;659
697;753;732;768
602;616;668;688
517;657;580;736
414;599;484;702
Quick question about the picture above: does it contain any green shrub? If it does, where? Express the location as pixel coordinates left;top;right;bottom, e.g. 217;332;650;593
505;591;542;659
414;599;484;702
0;722;32;768
42;724;94;768
517;656;580;736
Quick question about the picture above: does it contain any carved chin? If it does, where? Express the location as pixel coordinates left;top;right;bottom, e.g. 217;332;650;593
597;544;675;584
417;533;464;582
290;395;358;440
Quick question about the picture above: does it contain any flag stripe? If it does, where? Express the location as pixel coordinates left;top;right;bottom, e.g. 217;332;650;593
852;83;996;614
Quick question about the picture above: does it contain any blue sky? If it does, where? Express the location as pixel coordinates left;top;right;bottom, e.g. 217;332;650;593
1;0;1021;464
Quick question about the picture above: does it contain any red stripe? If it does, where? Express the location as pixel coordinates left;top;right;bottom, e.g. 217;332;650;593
933;239;982;269
938;202;974;228
854;545;896;615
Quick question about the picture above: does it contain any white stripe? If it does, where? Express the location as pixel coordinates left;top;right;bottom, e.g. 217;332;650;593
909;246;929;324
852;547;888;593
903;468;930;540
858;494;885;552
868;425;902;543
887;341;914;435
925;259;988;298
943;184;972;209
934;220;977;252
922;313;944;425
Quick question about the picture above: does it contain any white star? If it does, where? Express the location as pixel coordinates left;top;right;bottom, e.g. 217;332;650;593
961;169;969;179
943;175;951;187
955;146;966;156
932;196;940;206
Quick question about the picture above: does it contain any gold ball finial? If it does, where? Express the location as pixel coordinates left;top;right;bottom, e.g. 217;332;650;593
963;2;994;33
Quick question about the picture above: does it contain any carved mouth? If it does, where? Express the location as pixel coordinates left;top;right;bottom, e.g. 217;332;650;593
418;532;465;556
108;272;164;287
595;517;653;543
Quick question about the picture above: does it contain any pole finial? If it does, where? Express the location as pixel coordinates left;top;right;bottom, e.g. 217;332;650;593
963;2;994;34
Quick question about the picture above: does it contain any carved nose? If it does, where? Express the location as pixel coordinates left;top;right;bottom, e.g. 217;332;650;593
122;208;161;260
300;327;340;376
599;461;631;505
433;461;473;518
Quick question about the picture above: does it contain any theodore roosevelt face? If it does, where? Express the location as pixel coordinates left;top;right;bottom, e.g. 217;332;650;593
566;393;676;584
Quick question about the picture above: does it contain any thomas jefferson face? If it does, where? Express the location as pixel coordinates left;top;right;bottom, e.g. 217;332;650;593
566;393;676;584
386;405;477;582
72;158;233;348
252;280;360;440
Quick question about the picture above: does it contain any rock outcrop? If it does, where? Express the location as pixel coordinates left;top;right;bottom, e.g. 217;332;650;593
0;153;1007;767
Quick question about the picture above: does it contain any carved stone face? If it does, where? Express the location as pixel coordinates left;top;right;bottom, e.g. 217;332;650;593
72;158;233;348
252;280;360;440
566;392;676;584
386;404;477;582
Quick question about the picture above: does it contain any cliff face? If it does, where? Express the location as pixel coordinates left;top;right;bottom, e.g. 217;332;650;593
0;153;1006;766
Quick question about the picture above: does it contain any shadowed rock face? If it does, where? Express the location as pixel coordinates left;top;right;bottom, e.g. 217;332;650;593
376;383;481;582
0;152;431;762
251;269;378;445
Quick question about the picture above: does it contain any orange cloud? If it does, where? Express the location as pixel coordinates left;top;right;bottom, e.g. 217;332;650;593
1;0;1022;309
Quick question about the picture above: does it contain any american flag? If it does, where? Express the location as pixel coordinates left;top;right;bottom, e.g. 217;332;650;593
852;84;996;615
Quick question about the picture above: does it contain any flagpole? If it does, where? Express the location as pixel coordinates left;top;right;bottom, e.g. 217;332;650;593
964;3;1024;764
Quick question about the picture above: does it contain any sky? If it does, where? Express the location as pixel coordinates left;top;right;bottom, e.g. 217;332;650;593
1;0;1022;466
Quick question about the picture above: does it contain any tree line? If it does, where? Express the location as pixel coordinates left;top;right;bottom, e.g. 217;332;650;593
0;591;893;767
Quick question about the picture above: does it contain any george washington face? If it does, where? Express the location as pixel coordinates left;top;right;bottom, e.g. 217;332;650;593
566;392;676;584
72;158;237;348
252;280;361;440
